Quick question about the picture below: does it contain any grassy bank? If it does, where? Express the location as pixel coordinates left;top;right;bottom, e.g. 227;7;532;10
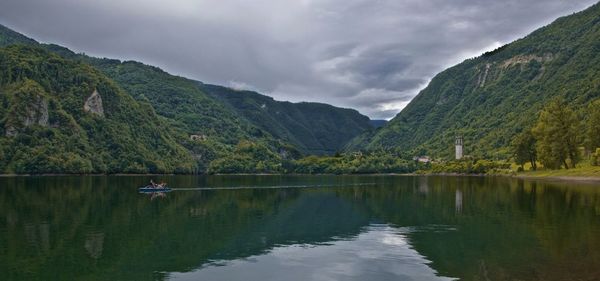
516;162;600;181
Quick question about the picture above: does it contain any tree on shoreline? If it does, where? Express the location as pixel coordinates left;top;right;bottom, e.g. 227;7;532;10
511;130;537;171
585;100;600;154
532;99;580;169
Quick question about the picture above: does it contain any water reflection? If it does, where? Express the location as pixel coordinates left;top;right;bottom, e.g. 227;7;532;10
455;189;462;214
169;225;455;281
0;175;599;280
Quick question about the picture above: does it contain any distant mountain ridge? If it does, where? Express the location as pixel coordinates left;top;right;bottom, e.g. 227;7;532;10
200;83;373;154
352;2;600;159
0;23;376;173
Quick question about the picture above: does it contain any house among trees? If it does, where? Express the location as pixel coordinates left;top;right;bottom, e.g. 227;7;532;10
413;156;431;163
190;134;207;141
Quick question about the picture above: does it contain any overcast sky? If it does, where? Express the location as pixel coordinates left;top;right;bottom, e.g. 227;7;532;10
0;0;596;119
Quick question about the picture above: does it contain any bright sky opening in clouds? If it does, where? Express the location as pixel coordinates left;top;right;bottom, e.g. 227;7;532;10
0;0;596;119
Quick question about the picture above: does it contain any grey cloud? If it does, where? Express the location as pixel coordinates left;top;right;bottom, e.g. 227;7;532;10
0;0;596;119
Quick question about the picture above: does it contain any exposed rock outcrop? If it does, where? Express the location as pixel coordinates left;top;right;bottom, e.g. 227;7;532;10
477;63;491;88
500;53;554;69
84;89;104;117
4;94;49;137
24;95;49;127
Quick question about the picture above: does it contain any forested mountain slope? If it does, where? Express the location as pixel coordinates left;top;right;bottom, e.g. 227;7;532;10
0;45;195;173
0;23;376;173
0;24;373;156
354;2;600;159
200;84;373;155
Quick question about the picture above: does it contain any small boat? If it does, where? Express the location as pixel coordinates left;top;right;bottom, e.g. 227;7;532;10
138;185;172;193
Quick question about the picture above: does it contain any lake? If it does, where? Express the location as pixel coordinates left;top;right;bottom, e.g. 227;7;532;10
1;175;599;280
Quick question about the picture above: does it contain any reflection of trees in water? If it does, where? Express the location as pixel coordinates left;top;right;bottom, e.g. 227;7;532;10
1;176;600;281
334;176;600;281
0;175;370;280
23;222;50;253
84;232;105;260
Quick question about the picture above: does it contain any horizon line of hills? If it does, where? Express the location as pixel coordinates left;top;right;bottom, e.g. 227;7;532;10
0;22;385;173
1;1;600;174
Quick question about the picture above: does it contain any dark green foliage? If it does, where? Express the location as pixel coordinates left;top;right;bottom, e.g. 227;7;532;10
87;60;263;145
207;144;417;175
293;152;416;174
208;140;284;174
83;58;287;171
200;84;373;155
427;159;512;174
355;3;600;159
0;45;195;174
585;100;600;152
592;148;600;166
0;25;37;47
511;130;537;170
532;99;580;169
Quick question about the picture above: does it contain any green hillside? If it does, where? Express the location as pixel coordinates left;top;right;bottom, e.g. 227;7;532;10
200;83;373;155
0;45;195;173
0;23;377;173
355;2;600;159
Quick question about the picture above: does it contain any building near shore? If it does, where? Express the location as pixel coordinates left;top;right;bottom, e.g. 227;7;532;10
455;136;463;160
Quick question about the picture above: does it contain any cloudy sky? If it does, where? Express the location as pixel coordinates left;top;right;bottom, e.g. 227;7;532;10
0;0;596;119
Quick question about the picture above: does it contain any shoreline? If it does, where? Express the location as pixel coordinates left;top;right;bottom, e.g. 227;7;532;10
2;172;600;185
513;174;600;183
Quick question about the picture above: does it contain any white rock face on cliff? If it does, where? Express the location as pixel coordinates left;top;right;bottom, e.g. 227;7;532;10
84;89;104;117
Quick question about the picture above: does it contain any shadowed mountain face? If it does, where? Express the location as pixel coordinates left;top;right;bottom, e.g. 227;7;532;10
352;3;600;159
200;83;373;155
1;175;600;281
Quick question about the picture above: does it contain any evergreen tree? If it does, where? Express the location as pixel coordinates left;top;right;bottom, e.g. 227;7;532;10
532;99;580;169
585;100;600;153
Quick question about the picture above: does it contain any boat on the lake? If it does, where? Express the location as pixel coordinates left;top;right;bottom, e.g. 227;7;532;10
138;186;172;193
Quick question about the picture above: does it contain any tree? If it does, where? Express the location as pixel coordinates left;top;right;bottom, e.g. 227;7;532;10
585;100;600;153
532;99;580;169
511;130;537;171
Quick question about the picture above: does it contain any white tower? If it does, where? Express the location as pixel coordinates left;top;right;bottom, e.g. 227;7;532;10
455;136;463;160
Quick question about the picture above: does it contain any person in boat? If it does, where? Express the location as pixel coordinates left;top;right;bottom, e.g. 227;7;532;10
150;179;158;188
158;181;167;188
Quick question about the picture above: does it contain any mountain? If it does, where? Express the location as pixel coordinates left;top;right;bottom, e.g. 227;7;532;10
0;45;195;173
0;24;36;46
354;3;600;159
0;23;376;173
199;83;373;155
368;120;388;129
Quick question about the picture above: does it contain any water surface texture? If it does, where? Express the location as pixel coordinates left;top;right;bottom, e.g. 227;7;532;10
1;175;599;280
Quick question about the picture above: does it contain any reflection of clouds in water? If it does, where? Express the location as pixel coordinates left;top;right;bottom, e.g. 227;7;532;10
167;225;456;281
381;232;407;247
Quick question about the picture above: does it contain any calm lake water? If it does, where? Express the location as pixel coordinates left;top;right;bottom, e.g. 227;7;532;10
1;175;600;281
